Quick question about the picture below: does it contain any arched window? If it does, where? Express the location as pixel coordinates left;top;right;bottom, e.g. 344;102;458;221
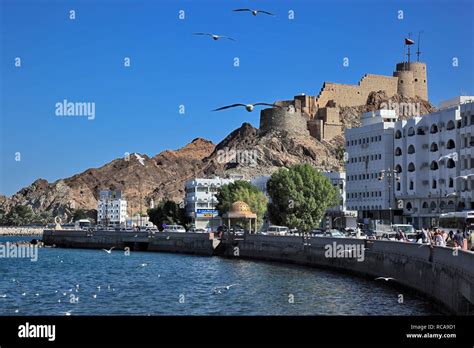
422;202;429;209
430;124;438;134
430;161;439;170
446;139;455;149
432;179;437;189
395;130;402;139
408;127;415;136
406;202;413;210
408;145;415;154
409;181;414;190
395;164;402;173
408;162;415;172
430;201;437;209
446;120;455;130
395;147;402;156
449;177;454;187
447;200;454;208
430;142;438;152
440;201;446;209
447;158;456;168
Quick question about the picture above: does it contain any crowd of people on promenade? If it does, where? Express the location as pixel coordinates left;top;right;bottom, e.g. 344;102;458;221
395;226;474;251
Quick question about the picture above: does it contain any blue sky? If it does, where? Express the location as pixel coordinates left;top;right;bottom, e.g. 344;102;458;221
1;0;473;196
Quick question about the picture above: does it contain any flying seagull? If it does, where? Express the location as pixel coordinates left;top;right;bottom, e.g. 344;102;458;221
102;247;115;254
375;277;396;281
193;33;236;41
213;103;280;112
134;153;145;166
455;174;474;180
233;9;274;16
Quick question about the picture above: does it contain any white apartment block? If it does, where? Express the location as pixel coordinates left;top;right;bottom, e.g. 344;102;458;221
460;101;474;211
393;98;474;228
97;190;128;226
323;171;357;229
345;109;400;222
185;177;236;230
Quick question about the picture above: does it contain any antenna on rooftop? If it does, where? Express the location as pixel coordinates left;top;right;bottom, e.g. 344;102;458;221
416;31;423;61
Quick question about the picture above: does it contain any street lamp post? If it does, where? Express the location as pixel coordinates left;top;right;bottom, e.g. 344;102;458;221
379;168;400;226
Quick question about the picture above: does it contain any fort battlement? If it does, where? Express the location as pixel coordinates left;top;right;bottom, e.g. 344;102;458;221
259;107;310;137
260;61;429;141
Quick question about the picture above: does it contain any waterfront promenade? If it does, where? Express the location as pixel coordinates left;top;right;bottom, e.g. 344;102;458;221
0;227;43;236
41;229;474;315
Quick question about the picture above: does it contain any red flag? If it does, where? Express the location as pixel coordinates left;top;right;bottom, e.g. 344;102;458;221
405;38;415;45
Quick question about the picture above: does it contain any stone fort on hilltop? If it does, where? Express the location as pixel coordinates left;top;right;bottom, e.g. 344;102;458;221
259;61;428;141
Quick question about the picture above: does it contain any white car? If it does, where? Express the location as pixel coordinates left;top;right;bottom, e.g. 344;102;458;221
266;226;289;236
162;225;186;233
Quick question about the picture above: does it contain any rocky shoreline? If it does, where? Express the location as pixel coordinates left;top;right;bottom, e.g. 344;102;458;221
0;227;44;236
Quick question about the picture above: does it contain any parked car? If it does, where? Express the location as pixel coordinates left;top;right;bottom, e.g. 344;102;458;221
310;229;325;237
381;232;397;241
405;233;419;243
346;230;367;239
162;225;186;233
324;229;346;238
188;227;207;233
232;228;245;237
266;226;289;236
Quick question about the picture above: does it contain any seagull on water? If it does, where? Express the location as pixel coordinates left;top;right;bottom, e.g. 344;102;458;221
233;8;275;16
375;277;396;282
193;33;236;41
0;294;7;298
213;284;238;293
92;294;97;299
102;247;115;254
213;103;280;112
60;310;73;316
138;262;149;268
134;153;145;166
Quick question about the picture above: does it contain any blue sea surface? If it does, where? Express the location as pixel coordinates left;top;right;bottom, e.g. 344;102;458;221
0;236;441;315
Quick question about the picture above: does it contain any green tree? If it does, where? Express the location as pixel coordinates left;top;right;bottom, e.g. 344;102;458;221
215;180;268;228
267;164;339;231
147;200;188;230
0;209;5;225
72;209;88;221
4;205;35;226
335;144;345;162
32;211;53;225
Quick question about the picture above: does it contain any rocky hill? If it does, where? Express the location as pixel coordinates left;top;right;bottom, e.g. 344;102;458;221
0;92;434;221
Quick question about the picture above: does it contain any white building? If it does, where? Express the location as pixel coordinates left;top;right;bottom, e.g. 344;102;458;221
393;101;465;228
322;171;357;229
184;177;236;230
345;109;400;223
393;98;474;228
97;190;128;226
460;101;474;211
